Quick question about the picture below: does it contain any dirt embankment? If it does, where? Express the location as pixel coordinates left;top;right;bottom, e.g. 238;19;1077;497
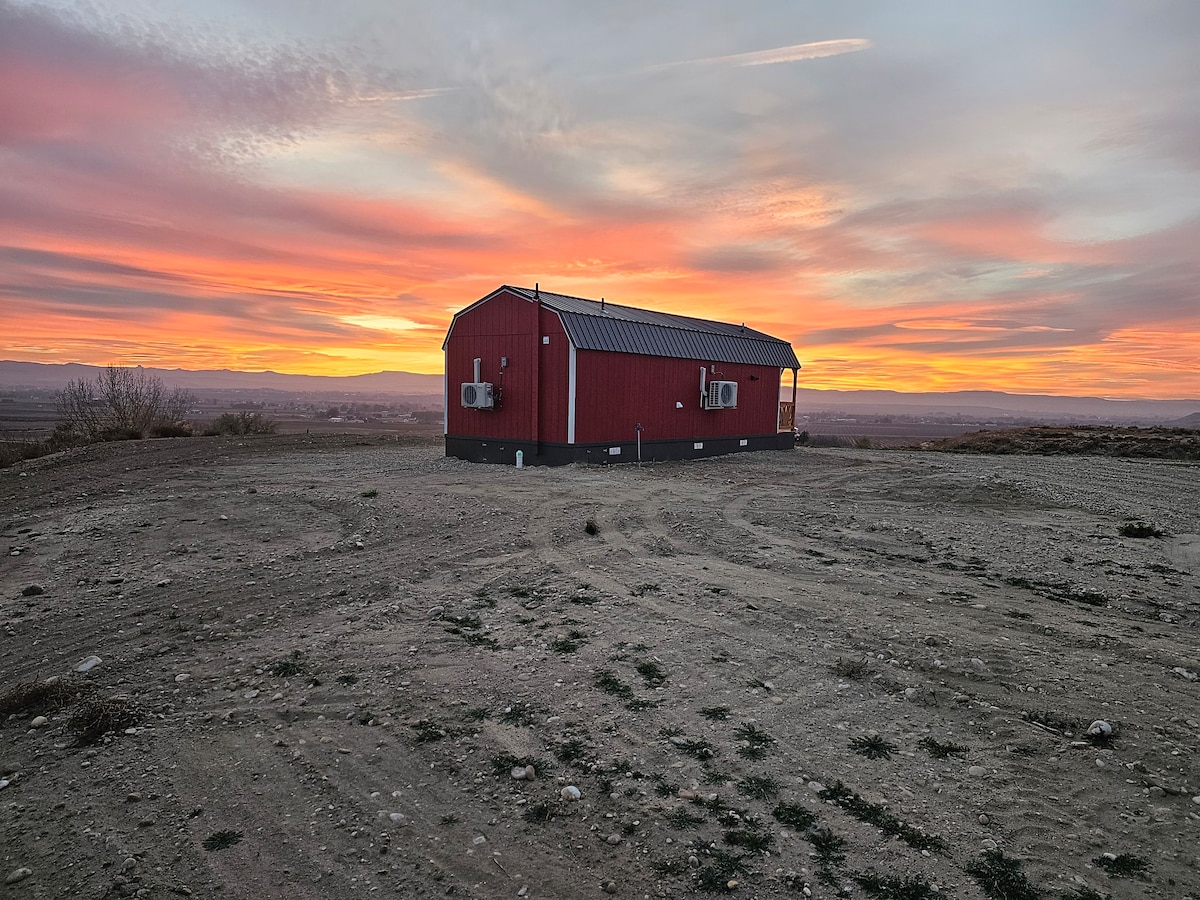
1;435;1198;899
920;425;1200;460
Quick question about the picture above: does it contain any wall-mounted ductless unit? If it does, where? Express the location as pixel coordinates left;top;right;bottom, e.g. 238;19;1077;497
460;382;494;409
704;380;738;410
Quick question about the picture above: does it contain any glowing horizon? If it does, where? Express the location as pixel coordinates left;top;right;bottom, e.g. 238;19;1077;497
3;1;1199;400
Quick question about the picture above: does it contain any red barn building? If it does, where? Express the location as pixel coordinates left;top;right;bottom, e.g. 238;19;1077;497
443;285;801;465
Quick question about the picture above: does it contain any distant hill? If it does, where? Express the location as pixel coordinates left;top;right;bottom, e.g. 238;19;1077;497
0;361;441;395
789;387;1200;423
2;360;1198;421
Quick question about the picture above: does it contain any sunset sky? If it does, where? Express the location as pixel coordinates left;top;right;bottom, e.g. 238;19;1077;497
3;0;1199;398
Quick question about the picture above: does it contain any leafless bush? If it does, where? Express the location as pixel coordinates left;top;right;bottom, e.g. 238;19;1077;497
206;411;278;436
56;366;195;441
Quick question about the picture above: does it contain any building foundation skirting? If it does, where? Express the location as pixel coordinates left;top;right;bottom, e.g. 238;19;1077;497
445;433;794;466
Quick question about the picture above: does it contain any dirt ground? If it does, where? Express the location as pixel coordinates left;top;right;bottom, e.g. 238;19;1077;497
1;435;1197;900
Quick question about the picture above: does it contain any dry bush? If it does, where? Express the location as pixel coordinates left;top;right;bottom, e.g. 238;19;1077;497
57;366;195;441
206;411;278;436
67;694;141;744
0;679;79;719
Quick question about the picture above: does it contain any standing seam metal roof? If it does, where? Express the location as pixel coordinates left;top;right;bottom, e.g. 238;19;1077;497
504;286;800;368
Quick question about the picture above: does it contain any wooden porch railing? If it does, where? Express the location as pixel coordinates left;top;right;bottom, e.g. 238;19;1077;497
778;401;795;433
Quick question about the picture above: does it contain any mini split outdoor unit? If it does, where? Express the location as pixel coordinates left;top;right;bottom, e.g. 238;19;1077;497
460;382;494;409
705;380;738;410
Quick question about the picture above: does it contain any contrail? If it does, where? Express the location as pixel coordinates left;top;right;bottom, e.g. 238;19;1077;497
649;38;872;71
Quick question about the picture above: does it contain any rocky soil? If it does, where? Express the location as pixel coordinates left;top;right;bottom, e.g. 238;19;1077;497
1;435;1198;899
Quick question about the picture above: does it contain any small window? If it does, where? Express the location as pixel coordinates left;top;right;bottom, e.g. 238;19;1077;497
739;439;748;446
608;446;621;455
693;442;704;450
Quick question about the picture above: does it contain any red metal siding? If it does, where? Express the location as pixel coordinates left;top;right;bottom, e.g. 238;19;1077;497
446;291;537;440
537;306;570;444
573;351;781;444
445;290;570;443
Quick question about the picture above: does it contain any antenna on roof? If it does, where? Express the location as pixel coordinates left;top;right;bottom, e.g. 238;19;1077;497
535;282;539;300
601;296;605;311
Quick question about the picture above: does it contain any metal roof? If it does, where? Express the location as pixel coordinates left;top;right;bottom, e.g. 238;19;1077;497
504;285;800;368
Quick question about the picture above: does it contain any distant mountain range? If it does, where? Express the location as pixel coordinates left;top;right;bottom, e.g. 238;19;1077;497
0;360;441;395
1;360;1197;422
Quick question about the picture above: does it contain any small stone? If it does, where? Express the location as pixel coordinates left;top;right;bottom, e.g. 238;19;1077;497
968;766;988;777
29;716;48;728
20;584;44;597
387;812;407;824
978;814;990;825
243;690;259;699
5;868;32;885
603;881;617;894
517;888;528;897
472;835;487;845
807;781;825;793
605;833;621;845
74;655;102;673
981;839;997;850
120;858;136;873
561;785;582;801
428;606;445;618
524;765;536;780
174;673;191;683
1192;795;1200;805
511;767;528;781
727;880;738;890
126;793;142;803
1087;720;1113;737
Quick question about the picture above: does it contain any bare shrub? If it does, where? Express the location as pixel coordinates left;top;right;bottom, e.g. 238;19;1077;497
57;366;195;441
207;411;278;436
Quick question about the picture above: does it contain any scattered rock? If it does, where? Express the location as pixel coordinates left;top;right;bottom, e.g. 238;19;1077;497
29;716;48;729
605;833;621;845
174;673;191;683
20;585;44;597
602;881;617;894
807;781;825;793
1172;667;1197;681
584;518;599;536
967;766;988;777
74;656;102;673
561;785;582;801
1087;720;1113;737
5;868;32;885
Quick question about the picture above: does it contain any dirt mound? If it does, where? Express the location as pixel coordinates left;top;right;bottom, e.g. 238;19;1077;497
919;425;1200;459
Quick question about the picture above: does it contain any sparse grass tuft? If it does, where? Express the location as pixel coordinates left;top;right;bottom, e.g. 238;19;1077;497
360;489;378;498
489;752;545;776
772;802;818;830
594;670;634;700
636;660;667;686
1093;853;1149;879
851;734;897;760
202;830;243;851
831;658;871;679
736;774;779;800
819;782;945;853
853;870;943;900
499;700;538;726
809;828;846;865
965;850;1041;900
410;719;446;743
723;822;775;854
551;630;588;654
699;705;731;721
271;658;304;677
920;737;967;759
694;849;748;893
676;738;718;760
336;673;358;685
664;807;705;829
554;738;588;764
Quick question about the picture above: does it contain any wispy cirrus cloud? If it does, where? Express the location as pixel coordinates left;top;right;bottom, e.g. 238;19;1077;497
648;38;872;72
